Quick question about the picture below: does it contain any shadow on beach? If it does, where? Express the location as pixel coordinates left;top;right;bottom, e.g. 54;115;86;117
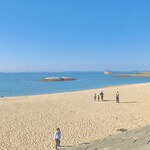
80;142;90;145
103;100;115;102
60;142;90;149
96;100;136;103
120;101;136;103
60;145;73;149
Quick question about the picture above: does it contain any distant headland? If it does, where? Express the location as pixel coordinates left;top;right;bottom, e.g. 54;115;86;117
38;77;77;82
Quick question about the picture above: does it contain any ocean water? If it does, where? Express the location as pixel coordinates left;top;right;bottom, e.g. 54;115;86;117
0;72;150;97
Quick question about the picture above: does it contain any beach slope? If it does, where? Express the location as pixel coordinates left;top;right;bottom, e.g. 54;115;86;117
1;83;150;149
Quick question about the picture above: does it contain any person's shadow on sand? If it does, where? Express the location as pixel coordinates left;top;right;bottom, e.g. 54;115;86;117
103;100;115;102
59;143;90;149
98;100;136;103
120;101;136;103
59;145;73;149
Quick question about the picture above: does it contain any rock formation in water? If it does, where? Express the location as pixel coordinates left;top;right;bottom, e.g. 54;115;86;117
38;77;77;81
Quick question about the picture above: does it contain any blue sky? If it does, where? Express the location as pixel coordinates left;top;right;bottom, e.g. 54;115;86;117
0;0;150;72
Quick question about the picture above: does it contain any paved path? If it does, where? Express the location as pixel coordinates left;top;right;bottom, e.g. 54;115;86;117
66;126;150;150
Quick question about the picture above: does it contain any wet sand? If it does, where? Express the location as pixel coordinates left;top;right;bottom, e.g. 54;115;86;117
1;82;150;149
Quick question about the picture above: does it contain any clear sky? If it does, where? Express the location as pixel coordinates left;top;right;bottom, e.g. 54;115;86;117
0;0;150;72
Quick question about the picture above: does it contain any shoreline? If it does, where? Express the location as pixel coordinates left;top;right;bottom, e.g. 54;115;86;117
2;82;150;99
1;82;150;149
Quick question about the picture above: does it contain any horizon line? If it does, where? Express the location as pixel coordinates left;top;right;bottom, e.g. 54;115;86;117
0;70;146;73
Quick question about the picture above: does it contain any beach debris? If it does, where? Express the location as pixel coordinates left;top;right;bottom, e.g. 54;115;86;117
117;128;128;132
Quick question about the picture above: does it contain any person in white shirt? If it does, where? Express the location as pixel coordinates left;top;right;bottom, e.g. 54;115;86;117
98;95;100;101
54;128;61;150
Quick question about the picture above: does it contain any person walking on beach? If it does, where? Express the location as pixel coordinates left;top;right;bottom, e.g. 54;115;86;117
100;91;104;101
54;128;61;150
94;93;96;101
116;91;119;103
98;95;100;101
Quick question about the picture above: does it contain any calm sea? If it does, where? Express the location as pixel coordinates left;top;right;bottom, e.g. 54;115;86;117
0;72;150;97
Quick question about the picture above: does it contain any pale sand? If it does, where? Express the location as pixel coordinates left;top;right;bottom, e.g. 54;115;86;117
1;83;150;150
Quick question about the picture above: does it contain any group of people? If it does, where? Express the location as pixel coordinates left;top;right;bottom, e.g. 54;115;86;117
54;92;120;150
94;91;120;103
94;91;104;101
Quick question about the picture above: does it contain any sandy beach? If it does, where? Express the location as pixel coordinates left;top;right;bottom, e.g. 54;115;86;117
1;82;150;150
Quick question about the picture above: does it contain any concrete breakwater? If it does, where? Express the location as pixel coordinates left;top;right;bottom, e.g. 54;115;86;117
114;72;150;77
38;77;77;81
67;125;150;150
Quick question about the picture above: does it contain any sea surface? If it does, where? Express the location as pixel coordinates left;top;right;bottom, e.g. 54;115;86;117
0;72;150;97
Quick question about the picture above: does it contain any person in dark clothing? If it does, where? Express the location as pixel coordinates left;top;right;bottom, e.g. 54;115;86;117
54;128;61;150
100;91;104;101
116;91;119;103
98;95;100;101
94;93;96;101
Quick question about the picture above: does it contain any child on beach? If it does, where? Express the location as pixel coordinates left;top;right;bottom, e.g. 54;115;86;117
94;93;96;101
98;95;100;101
54;128;61;150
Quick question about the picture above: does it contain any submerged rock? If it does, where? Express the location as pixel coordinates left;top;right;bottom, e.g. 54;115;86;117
38;77;77;82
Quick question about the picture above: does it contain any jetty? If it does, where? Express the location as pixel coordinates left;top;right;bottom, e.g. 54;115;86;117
38;77;77;82
114;72;150;77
